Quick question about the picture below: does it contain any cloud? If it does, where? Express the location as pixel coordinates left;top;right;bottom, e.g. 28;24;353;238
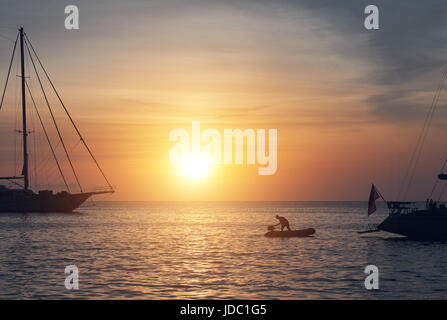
2;0;447;124
294;0;447;121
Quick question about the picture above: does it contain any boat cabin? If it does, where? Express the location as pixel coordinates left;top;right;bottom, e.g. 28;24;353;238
387;201;417;215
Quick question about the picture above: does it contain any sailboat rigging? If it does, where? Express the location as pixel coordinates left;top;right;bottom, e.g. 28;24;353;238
362;66;447;240
0;27;114;212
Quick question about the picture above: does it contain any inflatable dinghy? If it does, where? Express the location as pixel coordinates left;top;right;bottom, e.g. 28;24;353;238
264;228;315;238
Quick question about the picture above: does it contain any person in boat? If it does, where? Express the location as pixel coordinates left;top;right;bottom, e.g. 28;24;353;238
274;215;291;231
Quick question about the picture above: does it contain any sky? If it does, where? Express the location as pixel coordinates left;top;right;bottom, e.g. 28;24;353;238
0;0;447;201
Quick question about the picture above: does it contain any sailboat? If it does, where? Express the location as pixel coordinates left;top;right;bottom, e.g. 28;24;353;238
362;67;447;240
0;27;114;212
362;184;447;240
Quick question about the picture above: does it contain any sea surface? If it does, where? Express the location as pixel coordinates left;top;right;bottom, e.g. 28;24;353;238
0;201;446;299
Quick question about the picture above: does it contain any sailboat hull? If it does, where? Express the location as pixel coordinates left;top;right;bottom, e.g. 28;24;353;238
378;211;447;240
0;187;107;213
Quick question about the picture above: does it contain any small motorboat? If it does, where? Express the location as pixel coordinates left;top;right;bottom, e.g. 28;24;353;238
264;228;315;238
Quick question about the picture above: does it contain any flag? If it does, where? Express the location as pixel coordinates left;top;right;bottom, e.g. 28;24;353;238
368;184;380;215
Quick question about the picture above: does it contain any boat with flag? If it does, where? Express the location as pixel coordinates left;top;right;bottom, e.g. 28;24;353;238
361;67;447;240
363;184;447;240
0;27;114;212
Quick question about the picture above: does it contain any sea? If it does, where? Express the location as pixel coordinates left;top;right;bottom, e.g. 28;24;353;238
0;201;446;299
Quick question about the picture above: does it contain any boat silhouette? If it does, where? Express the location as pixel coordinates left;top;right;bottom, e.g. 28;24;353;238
377;200;447;240
265;228;315;238
0;27;113;212
363;67;447;240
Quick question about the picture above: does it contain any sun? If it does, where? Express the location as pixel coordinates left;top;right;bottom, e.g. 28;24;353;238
180;152;212;179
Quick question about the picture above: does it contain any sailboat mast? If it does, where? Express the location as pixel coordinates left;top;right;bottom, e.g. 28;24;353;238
19;27;29;190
